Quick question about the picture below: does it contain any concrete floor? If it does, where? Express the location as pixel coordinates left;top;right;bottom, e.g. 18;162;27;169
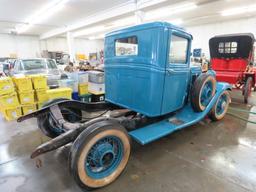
0;90;256;192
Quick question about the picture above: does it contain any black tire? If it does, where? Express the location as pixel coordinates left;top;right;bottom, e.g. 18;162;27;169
37;98;82;138
191;74;216;112
244;77;253;104
209;90;230;121
69;121;130;190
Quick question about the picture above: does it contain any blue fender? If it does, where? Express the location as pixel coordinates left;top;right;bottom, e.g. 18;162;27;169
129;82;232;145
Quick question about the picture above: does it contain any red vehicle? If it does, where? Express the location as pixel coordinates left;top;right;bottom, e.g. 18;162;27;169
209;33;256;103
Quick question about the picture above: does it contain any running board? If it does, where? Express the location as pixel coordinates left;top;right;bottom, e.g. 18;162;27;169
129;82;231;145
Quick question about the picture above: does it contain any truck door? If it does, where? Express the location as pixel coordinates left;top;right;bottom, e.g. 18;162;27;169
161;30;191;114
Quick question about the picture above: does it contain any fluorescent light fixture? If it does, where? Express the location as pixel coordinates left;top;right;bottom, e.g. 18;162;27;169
16;0;68;34
145;2;197;20
73;17;135;38
221;4;256;16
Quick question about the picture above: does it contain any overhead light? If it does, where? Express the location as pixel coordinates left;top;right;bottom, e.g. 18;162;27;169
16;0;68;34
221;4;256;16
73;25;105;37
145;2;197;20
73;17;135;38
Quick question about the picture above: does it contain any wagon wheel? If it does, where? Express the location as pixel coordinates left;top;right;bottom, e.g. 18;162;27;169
191;74;216;112
244;77;253;103
37;98;82;138
69;121;130;190
209;90;231;121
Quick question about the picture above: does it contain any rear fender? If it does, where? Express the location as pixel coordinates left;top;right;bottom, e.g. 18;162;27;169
17;100;113;122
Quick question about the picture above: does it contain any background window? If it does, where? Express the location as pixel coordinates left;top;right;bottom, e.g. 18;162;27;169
218;41;237;53
115;36;138;56
169;35;188;64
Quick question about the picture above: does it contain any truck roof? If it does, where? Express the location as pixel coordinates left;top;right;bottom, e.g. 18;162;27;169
106;21;192;38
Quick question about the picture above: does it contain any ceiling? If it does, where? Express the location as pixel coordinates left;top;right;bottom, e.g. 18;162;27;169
0;0;255;39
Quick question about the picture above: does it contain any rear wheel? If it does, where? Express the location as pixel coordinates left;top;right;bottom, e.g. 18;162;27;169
191;74;216;112
244;77;253;103
37;98;82;138
69;121;130;190
209;90;230;121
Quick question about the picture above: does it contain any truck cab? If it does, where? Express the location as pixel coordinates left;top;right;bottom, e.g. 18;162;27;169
105;22;199;117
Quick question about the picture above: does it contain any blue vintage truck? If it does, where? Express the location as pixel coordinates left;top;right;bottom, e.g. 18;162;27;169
18;22;231;190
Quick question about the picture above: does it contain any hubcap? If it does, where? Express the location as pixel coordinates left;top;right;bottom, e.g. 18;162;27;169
200;81;213;107
85;136;124;179
216;94;228;116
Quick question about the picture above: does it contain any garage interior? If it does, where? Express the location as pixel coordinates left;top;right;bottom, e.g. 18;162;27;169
0;0;256;192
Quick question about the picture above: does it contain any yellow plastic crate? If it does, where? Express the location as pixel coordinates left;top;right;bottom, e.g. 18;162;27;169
37;102;45;109
0;92;19;108
18;90;35;104
35;89;49;102
22;103;37;115
29;75;48;90
4;106;22;121
0;77;15;96
47;88;72;100
12;76;33;91
78;83;88;95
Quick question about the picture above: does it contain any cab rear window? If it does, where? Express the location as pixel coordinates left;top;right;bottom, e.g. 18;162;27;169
115;36;138;56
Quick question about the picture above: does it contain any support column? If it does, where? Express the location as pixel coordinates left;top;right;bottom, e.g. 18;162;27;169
134;10;145;24
66;31;75;63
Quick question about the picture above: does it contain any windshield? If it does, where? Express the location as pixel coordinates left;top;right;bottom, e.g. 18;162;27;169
47;59;58;69
22;59;58;70
22;59;46;70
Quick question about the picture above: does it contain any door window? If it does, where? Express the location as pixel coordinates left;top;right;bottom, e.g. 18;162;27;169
169;35;188;64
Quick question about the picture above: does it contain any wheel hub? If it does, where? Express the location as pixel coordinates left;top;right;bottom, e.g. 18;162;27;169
91;143;115;168
85;136;124;179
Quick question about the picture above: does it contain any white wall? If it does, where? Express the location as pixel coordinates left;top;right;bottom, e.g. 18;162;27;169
40;37;104;57
0;34;41;58
0;34;104;59
187;17;256;59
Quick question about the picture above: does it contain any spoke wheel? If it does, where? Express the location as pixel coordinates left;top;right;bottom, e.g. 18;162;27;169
191;74;216;112
70;121;130;190
209;90;230;121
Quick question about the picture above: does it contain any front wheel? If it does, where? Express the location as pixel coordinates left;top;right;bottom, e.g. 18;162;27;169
209;90;230;121
191;74;217;112
69;121;130;190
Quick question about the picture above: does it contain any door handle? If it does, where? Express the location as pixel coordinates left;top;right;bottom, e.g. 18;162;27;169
167;69;175;75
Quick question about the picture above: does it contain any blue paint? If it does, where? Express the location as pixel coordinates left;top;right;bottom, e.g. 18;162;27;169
129;82;231;145
104;22;194;117
72;92;79;100
85;136;124;179
193;48;202;57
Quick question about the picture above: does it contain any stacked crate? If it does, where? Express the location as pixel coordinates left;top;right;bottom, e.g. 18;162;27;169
78;72;91;102
88;71;105;102
12;76;37;116
29;75;48;112
0;75;73;120
0;77;21;120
